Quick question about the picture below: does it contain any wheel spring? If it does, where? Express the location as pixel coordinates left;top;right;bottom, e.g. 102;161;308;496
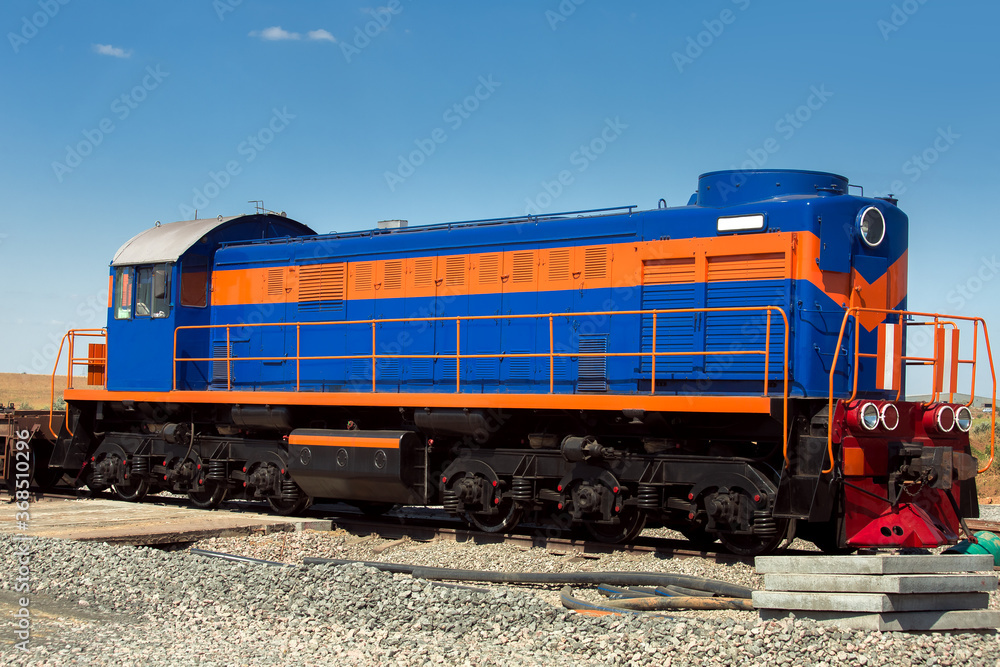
442;489;459;513
206;460;228;481
510;477;533;502
752;509;777;536
91;470;108;487
129;456;149;477
279;478;299;501
637;484;660;510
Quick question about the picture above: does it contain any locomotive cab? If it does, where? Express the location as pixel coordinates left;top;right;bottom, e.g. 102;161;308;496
106;214;314;391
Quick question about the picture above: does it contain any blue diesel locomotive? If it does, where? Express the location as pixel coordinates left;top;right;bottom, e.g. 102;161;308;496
46;169;995;554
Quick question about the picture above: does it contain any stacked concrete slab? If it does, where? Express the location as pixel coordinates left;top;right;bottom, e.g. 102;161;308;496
753;554;1000;631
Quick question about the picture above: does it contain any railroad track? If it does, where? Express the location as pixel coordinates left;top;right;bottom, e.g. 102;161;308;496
1;486;802;563
8;486;1000;562
317;513;780;566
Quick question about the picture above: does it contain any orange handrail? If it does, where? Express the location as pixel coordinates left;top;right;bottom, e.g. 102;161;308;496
826;309;996;475
173;306;790;450
48;328;107;438
48;333;68;438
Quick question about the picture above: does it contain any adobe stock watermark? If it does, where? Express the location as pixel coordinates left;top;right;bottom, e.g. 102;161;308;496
213;0;242;21
383;75;501;192
545;0;586;30
12;428;34;652
51;65;170;183
946;256;999;311
8;0;71;54
877;0;929;41
341;0;405;63
523;117;627;215
178;107;295;219
673;0;751;73
874;127;959;200
712;85;833;201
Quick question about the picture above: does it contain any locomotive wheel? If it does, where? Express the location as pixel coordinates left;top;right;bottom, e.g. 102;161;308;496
464;498;522;533
29;442;64;492
113;476;150;502
83;469;109;495
585;507;647;544
188;482;228;509
32;467;66;492
268;494;311;516
718;519;790;557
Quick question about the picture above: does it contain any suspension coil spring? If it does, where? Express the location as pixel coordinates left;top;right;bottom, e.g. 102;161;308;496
510;477;533;502
206;460;228;481
90;466;108;488
129;456;149;477
279;478;299;501
442;489;459;513
751;509;777;536
637;484;660;510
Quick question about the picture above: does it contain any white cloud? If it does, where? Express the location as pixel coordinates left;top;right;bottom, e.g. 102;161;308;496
307;29;336;42
92;43;132;58
250;26;301;41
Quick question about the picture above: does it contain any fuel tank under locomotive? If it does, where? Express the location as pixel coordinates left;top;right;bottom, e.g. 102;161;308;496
285;429;427;505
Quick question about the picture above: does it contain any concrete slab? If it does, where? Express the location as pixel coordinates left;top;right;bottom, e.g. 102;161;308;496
0;497;331;546
759;609;1000;632
763;573;998;594
756;554;994;575
752;590;990;613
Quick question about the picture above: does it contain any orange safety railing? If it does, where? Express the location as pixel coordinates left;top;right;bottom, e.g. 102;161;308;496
827;308;996;474
49;329;107;437
174;306;790;439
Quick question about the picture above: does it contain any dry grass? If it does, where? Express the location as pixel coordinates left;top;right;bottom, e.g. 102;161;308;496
971;414;1000;501
0;373;70;410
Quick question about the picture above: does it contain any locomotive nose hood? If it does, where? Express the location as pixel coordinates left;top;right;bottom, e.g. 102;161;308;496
696;169;849;207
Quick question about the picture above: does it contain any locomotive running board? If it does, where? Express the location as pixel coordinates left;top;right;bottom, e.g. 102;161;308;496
63;388;775;415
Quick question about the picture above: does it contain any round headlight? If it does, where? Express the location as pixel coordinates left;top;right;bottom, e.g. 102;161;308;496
955;406;973;433
880;403;899;431
860;402;880;431
858;206;886;248
936;405;956;433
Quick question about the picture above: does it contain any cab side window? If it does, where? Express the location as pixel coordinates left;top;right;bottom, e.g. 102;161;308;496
135;264;171;318
152;264;170;317
114;267;133;320
135;267;152;317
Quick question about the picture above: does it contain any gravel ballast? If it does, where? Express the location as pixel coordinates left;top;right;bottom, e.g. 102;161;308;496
2;513;1000;666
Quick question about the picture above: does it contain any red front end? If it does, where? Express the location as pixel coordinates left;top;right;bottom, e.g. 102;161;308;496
835;399;980;548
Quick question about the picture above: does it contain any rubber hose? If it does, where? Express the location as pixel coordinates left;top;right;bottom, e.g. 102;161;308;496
190;548;288;567
601;595;755;612
190;550;489;592
303;558;752;599
560;586;671;617
597;585;659;599
655;585;715;598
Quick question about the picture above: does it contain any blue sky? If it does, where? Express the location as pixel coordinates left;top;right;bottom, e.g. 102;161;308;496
1;0;998;395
